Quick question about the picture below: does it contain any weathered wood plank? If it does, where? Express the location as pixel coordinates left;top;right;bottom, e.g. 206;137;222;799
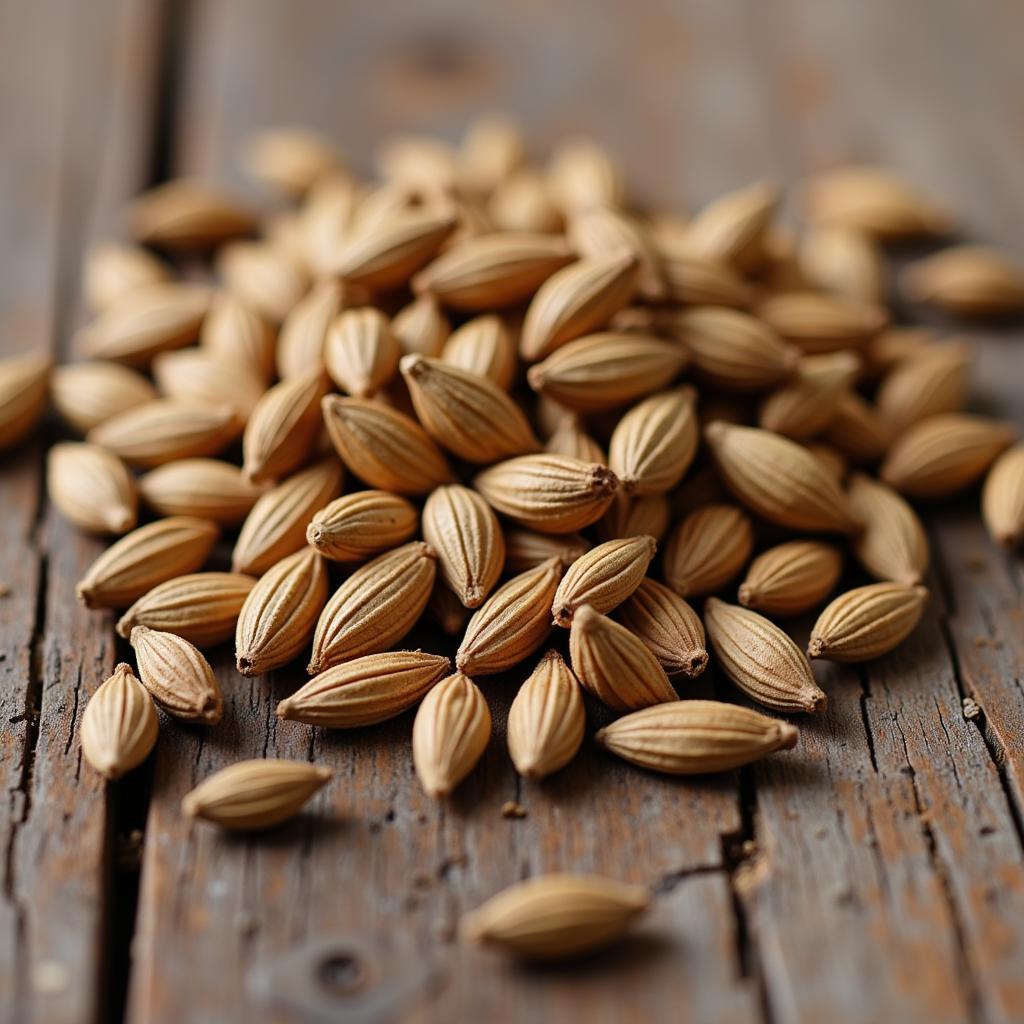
0;2;164;1022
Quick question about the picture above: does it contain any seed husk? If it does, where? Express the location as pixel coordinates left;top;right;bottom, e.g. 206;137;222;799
507;651;585;779
527;332;687;413
808;583;929;662
547;137;625;213
88;398;239;468
76;282;212;367
683;181;780;270
705;421;860;533
77;516;219;610
183;760;333;832
664;504;753;598
616;578;707;679
704;597;826;714
596;700;798;775
308;541;436;673
236;547;328;676
551;535;656;626
758;351;860;438
128;178;256;249
423;485;505;608
392;294;451;357
332;207;457;290
503;529;590;574
669;307;798;392
569;604;679;712
982;444;1024;550
242;371;327;483
0;352;51;450
50;360;157;435
901;245;1024;317
412;672;492;797
321;394;453;495
609;386;698;494
461;872;649;961
276;279;347;379
47;442;137;536
473;454;619;534
798;226;884;303
875;342;972;434
82;242;171;312
568;207;666;301
401;354;539;462
80;663;158;780
200;291;276;382
139;458;264;525
413;232;573;310
820;391;892;465
325;307;401;397
489;168;563;234
545;415;607;464
307;490;418;562
232;457;344;575
458;114;526;194
153;348;265;421
758;291;886;354
457;558;564;676
519;251;639;361
879;413;1016;499
277;650;450;727
240;126;340;195
441;314;517;389
217;241;309;324
738;540;843;616
129;625;223;724
595;492;670;543
848;473;929;584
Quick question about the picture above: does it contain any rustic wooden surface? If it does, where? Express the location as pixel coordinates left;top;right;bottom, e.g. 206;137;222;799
2;1;1023;1022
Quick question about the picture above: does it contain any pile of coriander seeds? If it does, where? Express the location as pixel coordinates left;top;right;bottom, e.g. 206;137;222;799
5;117;1024;960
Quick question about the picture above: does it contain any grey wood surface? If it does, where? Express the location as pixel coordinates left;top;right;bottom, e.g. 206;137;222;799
1;1;1023;1022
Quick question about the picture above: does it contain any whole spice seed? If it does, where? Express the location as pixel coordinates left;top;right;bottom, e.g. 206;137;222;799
232;457;344;575
982;444;1024;549
901;245;1024;317
308;541;437;673
401;354;540;462
489;168;562;234
545;416;607;464
128;178;256;249
668;307;798;392
47;442;138;535
684;181;780;270
551;535;656;626
139;458;264;526
616;578;708;679
307;490;419;562
569;604;679;712
182;760;332;832
798;226;884;304
441;314;517;389
458;113;525;194
242;371;328;483
875;342;972;434
82;241;170;312
79;663;159;780
88;397;239;468
527;332;688;412
519;251;639;361
200;291;276;382
503;529;590;574
738;540;843;616
809;583;929;662
879;413;1016;499
129;625;223;724
412;672;492;797
609;386;698;495
422;485;505;608
757;291;886;354
457;558;564;675
596;700;798;775
473;454;619;534
321;394;453;495
820;391;892;465
705;421;860;533
297;174;363;276
848;473;930;584
596;492;670;543
277;651;450;727
568;206;666;301
217;240;309;324
116;572;257;647
76;516;219;609
153;348;265;421
276;279;347;379
50;360;156;436
325;307;401;397
663;504;754;598
757;351;860;438
392;294;451;358
507;651;585;779
236;547;328;676
241;126;339;195
704;597;826;714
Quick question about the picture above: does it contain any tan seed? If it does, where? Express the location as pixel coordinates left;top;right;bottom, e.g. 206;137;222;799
875;342;972;434
50;360;157;435
758;352;860;439
552;535;656;626
704;598;826;713
153;348;265;421
545;415;607;464
738;540;843;616
547;138;625;213
808;583;929;662
458;114;526;194
183;760;332;832
848;473;929;584
595;492;670;543
820;391;892;465
609;386;698;494
392;293;451;357
128;178;256;249
297;174;363;276
683;181;780;270
242;371;327;483
217;241;309;324
129;625;223;724
983;445;1024;549
664;504;754;598
0;351;51;450
82;242;170;312
441;314;517;389
139;458;264;526
617;578;707;679
568;207;666;301
80;663;158;780
798;226;884;304
276;279;347;379
503;529;590;574
325;307;400;397
307;490;418;562
240;126;339;195
901;245;1024;317
757;291;886;355
656;254;751;308
199;291;276;382
489;168;562;234
47;442;137;535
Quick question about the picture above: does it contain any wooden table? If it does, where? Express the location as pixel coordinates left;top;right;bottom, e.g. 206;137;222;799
2;1;1023;1021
